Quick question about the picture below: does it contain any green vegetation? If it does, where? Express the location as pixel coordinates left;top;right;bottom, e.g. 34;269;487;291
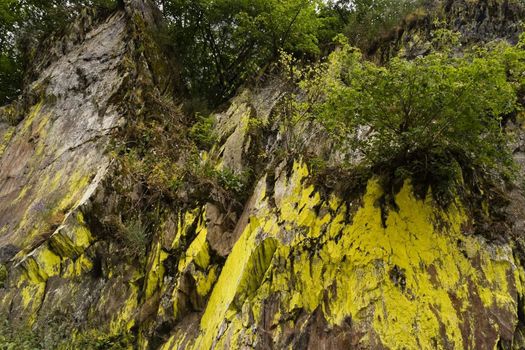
189;113;217;149
288;34;525;202
159;0;425;106
0;316;134;349
122;217;149;257
159;0;325;104
327;0;424;49
0;0;424;107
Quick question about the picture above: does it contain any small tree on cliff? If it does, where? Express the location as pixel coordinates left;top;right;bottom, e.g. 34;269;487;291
293;38;525;201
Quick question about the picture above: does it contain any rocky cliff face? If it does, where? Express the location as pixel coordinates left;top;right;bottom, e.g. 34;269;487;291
0;0;525;349
369;0;525;61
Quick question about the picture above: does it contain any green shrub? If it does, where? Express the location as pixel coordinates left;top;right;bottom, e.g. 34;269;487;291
123;218;149;257
291;36;525;202
189;113;217;150
217;167;248;196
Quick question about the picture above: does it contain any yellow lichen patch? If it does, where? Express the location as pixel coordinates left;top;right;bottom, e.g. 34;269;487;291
32;247;61;279
32;113;51;158
233;238;278;309
17;246;61;285
272;179;517;349
20;282;46;323
17;168;92;248
71;214;93;250
55;171;91;212
195;265;218;297
110;284;139;335
17;258;45;285
62;253;94;278
161;329;191;350
0;126;15;157
186;217;266;350
171;209;199;250
144;241;168;299
50;212;94;258
20;101;44;134
161;161;521;350
178;213;210;272
14;184;31;203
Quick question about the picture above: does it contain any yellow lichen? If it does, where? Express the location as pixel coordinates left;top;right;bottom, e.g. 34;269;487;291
0;126;15;157
14;184;31;203
188;216;265;350
20;101;44;134
50;212;94;258
63;253;93;278
72;218;93;250
195;266;218;297
144;241;168;298
178;213;210;272
20;282;46;321
17;246;62;286
32;247;61;279
162;161;520;350
171;209;199;250
110;284;139;335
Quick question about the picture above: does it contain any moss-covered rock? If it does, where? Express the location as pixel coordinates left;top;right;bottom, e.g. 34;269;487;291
0;0;525;349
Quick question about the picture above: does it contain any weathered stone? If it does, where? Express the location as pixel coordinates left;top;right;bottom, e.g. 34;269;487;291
0;0;525;349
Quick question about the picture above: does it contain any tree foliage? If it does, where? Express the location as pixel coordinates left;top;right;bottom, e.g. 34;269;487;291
161;0;422;107
292;37;525;200
0;0;430;107
159;0;326;105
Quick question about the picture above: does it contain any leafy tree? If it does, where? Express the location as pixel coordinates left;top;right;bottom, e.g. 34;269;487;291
0;0;425;108
293;38;525;200
159;0;325;106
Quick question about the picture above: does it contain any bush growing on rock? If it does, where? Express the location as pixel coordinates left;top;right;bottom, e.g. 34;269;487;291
291;36;525;202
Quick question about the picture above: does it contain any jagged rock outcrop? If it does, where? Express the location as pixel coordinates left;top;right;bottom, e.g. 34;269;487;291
0;0;525;349
0;0;172;345
369;0;525;61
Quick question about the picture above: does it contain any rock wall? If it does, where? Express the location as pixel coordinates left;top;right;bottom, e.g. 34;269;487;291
368;0;525;61
0;1;173;345
161;161;524;349
0;0;524;349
